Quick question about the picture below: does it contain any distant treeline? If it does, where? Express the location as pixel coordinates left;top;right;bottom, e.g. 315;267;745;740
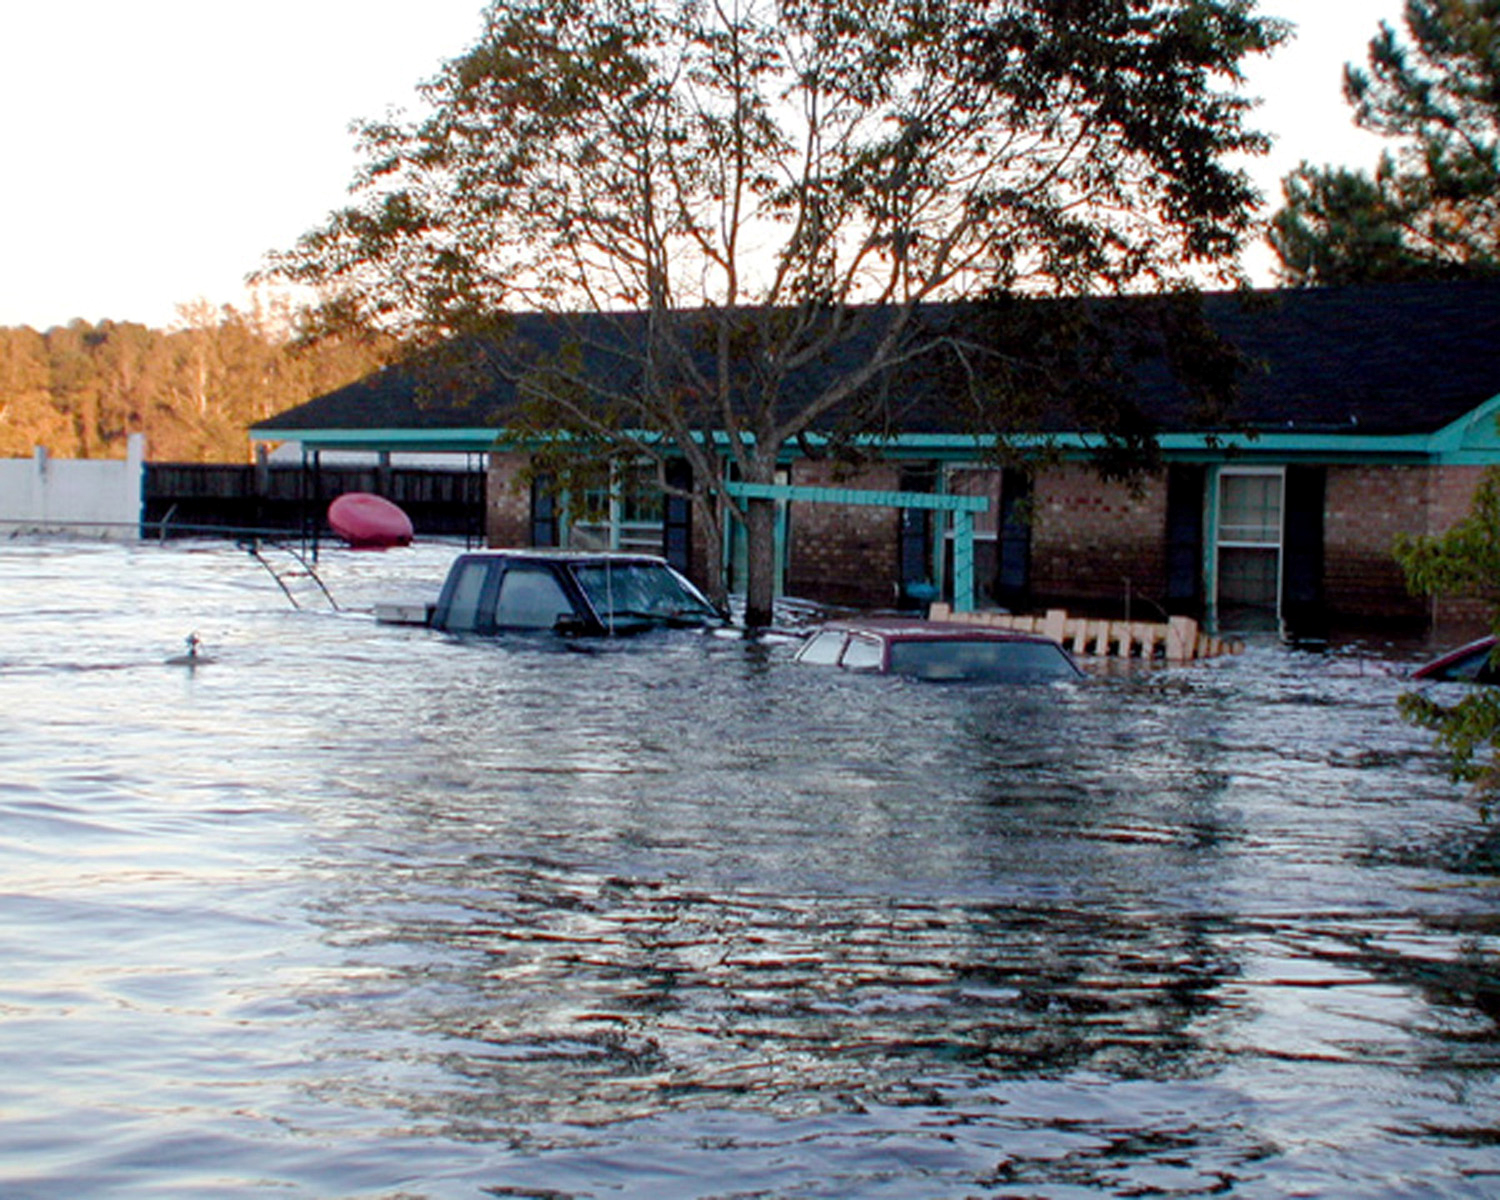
0;300;391;463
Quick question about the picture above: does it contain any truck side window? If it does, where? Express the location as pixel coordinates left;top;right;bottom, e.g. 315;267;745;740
443;561;490;632
494;567;574;629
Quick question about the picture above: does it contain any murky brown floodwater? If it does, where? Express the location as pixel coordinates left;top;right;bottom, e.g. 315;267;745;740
2;538;1498;1198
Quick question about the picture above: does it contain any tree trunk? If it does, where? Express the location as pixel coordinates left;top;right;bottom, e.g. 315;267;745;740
743;495;778;629
692;489;727;607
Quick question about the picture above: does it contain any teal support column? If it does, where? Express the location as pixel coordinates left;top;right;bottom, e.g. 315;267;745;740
721;481;990;612
952;509;975;613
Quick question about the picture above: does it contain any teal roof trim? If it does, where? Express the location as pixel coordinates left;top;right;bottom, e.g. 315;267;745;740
250;427;502;453
1428;392;1500;463
254;393;1500;466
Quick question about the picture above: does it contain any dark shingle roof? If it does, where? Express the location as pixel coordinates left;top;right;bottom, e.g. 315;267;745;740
1189;282;1500;435
255;281;1500;440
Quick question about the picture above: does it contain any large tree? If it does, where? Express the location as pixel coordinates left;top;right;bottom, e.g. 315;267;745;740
268;0;1283;626
1271;0;1500;285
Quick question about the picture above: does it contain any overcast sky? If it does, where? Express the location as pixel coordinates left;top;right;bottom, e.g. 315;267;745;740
0;1;1407;331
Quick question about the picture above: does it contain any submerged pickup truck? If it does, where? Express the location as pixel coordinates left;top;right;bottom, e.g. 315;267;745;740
375;549;727;637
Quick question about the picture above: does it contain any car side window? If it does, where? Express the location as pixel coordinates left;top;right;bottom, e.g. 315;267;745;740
798;630;848;665
494;566;574;629
840;634;884;671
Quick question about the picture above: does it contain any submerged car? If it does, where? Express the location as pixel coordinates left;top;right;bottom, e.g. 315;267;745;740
377;550;726;636
794;617;1083;682
1411;634;1500;684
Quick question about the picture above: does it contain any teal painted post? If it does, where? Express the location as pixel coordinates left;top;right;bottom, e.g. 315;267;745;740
953;509;975;613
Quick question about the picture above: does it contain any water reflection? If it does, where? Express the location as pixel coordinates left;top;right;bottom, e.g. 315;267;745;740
3;541;1500;1196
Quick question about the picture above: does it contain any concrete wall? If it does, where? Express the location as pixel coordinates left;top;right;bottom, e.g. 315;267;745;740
0;435;145;540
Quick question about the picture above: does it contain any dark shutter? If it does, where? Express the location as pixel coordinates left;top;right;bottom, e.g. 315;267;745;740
1164;464;1205;616
530;474;559;547
898;464;936;608
663;459;693;573
994;468;1032;611
1281;465;1326;638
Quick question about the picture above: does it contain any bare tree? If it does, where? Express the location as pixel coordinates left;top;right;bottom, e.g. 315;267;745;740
268;0;1284;624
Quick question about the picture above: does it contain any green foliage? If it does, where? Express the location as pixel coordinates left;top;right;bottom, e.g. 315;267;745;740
1396;469;1500;806
1399;687;1500;810
0;303;390;462
1395;470;1500;603
1271;0;1500;284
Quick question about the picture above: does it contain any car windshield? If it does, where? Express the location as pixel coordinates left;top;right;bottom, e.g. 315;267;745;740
886;638;1079;682
572;562;718;625
1428;643;1500;683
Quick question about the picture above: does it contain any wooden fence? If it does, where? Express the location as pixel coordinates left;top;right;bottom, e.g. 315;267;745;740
142;462;486;541
927;602;1242;662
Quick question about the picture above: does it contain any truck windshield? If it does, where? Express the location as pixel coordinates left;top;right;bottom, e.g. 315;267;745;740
572;563;719;625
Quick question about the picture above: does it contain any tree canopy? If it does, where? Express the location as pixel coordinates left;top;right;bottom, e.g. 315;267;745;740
1271;0;1500;285
267;0;1284;624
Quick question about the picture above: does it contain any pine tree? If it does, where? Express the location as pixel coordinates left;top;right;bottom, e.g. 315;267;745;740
1271;0;1500;284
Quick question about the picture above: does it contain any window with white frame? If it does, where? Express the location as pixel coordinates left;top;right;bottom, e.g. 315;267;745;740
565;461;664;554
1215;467;1283;616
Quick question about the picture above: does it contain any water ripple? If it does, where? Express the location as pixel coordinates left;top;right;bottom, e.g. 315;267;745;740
1;540;1499;1197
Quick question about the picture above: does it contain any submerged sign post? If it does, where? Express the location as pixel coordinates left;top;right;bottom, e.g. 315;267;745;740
723;481;992;613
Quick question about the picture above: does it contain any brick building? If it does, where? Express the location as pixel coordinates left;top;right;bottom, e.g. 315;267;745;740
253;281;1500;636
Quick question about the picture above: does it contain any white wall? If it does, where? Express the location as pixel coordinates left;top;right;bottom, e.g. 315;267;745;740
0;434;145;540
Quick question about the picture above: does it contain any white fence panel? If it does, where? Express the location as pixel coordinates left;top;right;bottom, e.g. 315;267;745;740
0;434;145;540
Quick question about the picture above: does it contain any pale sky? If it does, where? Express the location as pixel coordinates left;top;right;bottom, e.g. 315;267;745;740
0;1;1407;332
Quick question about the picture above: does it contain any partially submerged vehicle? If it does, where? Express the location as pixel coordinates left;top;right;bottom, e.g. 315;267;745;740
376;549;726;636
1411;634;1500;684
794;617;1083;682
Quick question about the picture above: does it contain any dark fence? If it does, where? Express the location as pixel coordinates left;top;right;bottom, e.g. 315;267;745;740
142;462;486;543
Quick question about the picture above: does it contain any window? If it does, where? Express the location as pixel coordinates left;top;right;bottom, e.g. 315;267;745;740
940;465;1002;609
441;560;491;632
797;630;848;665
840;635;885;671
1215;468;1283;621
494;567;573;629
572;561;718;624
565;461;663;554
887;638;1080;682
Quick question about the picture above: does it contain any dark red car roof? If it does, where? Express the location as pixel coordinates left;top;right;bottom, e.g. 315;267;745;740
821;617;1058;645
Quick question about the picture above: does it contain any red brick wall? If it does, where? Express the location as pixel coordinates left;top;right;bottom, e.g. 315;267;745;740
1419;463;1490;634
1323;465;1431;623
1028;465;1169;614
486;452;532;547
783;460;905;608
1321;464;1496;629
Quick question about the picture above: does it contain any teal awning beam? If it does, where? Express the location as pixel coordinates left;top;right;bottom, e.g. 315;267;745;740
723;481;989;512
724;481;989;612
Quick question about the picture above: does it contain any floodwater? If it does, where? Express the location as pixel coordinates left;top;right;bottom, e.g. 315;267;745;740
2;538;1499;1199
